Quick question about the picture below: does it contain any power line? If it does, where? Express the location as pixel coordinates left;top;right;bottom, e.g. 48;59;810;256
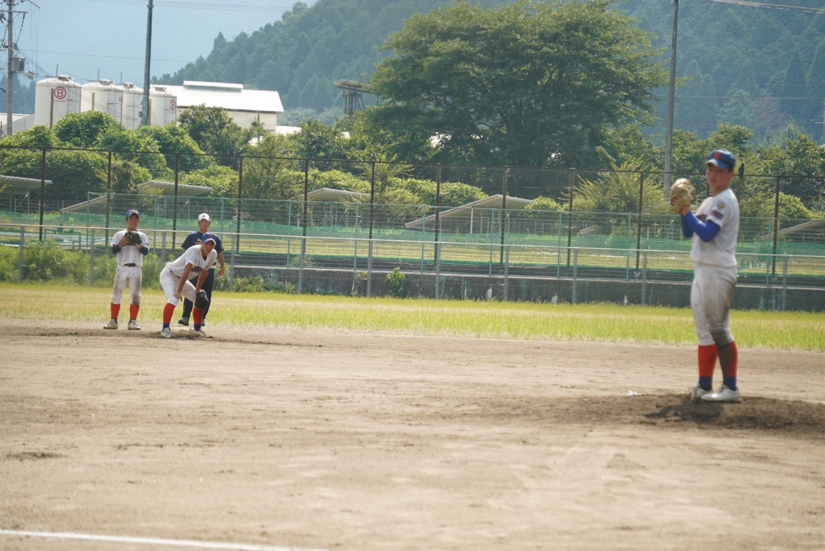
707;0;825;15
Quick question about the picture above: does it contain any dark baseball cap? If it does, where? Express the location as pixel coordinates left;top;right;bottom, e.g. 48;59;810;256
202;233;217;244
706;150;736;170
125;209;140;219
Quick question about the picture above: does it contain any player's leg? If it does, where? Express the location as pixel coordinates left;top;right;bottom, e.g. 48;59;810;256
127;267;143;330
182;281;211;337
179;297;193;326
701;266;739;402
201;269;216;323
106;267;127;329
159;269;180;338
688;267;716;401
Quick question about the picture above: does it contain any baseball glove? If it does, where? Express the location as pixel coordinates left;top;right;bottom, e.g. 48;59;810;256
125;231;142;245
195;289;210;310
670;178;695;214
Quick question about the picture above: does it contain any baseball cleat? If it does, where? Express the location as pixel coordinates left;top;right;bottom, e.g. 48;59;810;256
191;328;212;338
178;317;189;326
104;319;118;330
127;319;141;330
160;327;174;339
701;384;741;403
687;386;710;403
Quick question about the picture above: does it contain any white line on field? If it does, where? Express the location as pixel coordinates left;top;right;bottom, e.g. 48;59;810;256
0;529;326;551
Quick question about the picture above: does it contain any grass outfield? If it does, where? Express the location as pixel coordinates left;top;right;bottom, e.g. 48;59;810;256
0;283;822;351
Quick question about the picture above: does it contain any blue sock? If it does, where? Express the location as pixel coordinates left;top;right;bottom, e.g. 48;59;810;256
163;323;170;329
194;324;201;331
723;377;737;391
699;377;712;391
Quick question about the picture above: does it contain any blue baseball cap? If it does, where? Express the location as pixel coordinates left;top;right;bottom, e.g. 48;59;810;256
202;233;217;244
706;150;736;170
125;209;140;219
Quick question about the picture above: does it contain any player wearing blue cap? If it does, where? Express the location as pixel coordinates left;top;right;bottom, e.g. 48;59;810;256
158;233;218;338
104;209;149;330
674;150;742;403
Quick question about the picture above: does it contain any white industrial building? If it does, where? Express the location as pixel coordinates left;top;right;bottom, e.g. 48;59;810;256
163;81;284;133
4;77;285;136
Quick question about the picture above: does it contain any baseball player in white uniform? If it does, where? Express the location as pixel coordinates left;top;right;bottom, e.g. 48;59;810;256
158;233;218;339
104;209;149;330
676;149;741;403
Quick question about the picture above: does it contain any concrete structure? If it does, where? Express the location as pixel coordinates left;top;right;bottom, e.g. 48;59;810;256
120;82;144;130
60;180;211;214
149;85;178;127
405;195;534;233
163;81;283;133
0;113;35;136
34;75;83;128
81;79;123;122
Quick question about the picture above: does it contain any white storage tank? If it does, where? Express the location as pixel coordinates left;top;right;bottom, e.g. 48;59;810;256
121;82;144;130
81;79;123;123
34;75;82;128
149;85;178;126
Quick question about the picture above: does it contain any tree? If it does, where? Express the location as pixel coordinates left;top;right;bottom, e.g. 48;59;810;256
366;0;667;168
53;111;123;148
178;106;252;169
137;124;212;172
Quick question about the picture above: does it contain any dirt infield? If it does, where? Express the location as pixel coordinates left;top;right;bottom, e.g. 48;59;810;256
1;318;824;550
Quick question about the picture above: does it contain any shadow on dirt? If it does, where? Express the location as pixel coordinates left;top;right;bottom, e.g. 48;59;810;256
424;394;825;438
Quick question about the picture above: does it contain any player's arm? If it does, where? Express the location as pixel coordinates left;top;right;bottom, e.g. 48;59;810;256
112;233;130;253
175;263;194;298
139;234;150;256
682;211;721;242
194;269;210;293
217;251;226;277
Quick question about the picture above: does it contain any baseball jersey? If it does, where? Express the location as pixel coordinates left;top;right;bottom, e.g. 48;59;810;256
165;244;218;281
111;229;149;266
690;188;739;267
181;231;224;269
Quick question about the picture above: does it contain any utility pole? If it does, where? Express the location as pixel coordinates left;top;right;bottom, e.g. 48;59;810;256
663;0;679;196
140;0;153;127
5;0;14;137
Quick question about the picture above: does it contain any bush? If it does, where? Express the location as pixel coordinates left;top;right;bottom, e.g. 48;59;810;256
386;267;406;298
0;247;19;281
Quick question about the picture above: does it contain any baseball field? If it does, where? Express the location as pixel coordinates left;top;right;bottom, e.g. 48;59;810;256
1;287;824;550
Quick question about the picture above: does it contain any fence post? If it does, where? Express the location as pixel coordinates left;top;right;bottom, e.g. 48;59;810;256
369;161;375;240
571;248;578;305
435;241;441;299
299;159;308;295
781;255;788;312
171;153;181;249
636;172;644;269
434;164;441;263
641;251;649;306
39;148;47;242
18;226;25;282
367;240;373;297
503;245;510;301
89;228;95;286
566;167;575;266
105;150;113;243
500;168;508;264
771;176;781;277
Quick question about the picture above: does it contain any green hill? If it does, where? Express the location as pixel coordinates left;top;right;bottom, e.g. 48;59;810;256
154;0;825;141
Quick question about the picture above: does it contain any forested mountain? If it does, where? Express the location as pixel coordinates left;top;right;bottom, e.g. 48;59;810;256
151;0;825;143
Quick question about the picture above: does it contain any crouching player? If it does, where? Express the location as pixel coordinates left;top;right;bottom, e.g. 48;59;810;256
158;233;218;339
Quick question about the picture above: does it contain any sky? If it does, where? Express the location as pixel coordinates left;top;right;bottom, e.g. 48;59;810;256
9;0;311;87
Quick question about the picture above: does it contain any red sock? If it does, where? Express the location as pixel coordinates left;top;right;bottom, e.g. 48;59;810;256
698;345;717;379
130;304;139;320
163;303;176;325
719;341;738;379
110;303;120;320
193;308;203;326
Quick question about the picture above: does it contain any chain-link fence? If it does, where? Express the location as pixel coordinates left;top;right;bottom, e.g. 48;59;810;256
2;146;824;310
1;222;823;312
